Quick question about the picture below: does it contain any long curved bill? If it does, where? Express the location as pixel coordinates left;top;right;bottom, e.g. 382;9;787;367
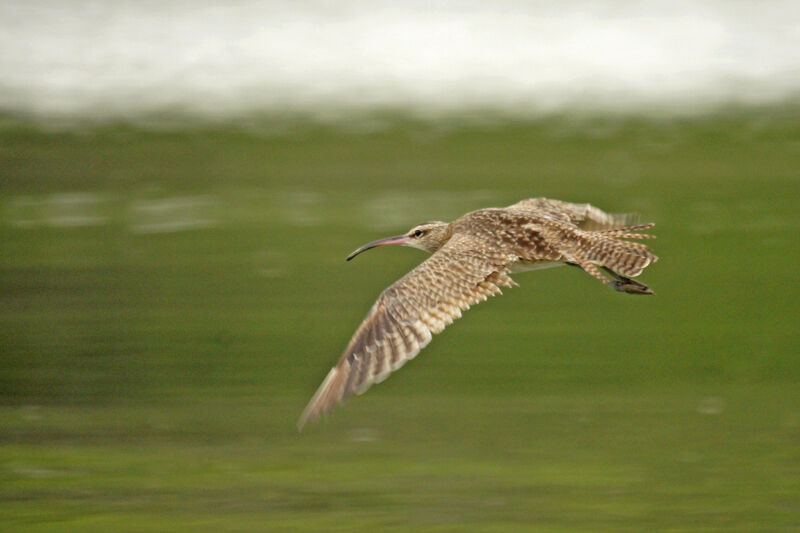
346;234;409;261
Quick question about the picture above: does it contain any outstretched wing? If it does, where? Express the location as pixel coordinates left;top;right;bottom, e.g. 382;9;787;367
507;198;639;231
297;233;518;430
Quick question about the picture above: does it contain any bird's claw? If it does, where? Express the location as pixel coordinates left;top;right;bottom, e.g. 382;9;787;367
610;278;654;295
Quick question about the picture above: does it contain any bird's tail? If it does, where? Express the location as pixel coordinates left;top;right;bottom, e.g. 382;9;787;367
568;223;658;294
585;223;658;278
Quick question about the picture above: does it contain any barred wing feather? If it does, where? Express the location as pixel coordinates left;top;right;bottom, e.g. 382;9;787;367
297;234;517;430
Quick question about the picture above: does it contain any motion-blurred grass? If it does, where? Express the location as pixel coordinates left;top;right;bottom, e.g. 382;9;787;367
1;112;799;531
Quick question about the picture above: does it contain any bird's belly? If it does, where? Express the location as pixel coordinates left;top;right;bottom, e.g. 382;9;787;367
510;261;564;274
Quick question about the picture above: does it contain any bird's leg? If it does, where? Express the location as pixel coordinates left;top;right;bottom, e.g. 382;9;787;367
600;267;654;295
567;261;654;295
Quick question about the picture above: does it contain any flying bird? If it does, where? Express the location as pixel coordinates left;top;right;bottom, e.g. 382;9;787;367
298;198;658;430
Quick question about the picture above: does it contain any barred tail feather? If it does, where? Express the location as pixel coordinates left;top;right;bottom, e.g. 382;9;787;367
585;226;658;278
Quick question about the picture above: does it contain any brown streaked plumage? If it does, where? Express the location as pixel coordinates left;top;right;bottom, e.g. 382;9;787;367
297;198;658;430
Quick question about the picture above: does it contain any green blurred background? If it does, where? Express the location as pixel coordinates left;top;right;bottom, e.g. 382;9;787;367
2;113;798;531
2;1;800;530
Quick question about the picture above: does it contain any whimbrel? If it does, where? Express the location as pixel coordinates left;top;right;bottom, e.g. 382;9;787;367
298;198;658;430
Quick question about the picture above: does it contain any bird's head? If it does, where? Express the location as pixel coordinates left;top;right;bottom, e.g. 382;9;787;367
346;221;451;261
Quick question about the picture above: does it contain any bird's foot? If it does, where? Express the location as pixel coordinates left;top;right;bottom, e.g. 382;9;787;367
610;277;654;295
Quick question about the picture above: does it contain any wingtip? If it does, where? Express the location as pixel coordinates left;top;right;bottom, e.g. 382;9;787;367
296;398;321;433
296;402;321;432
296;415;310;433
297;365;342;432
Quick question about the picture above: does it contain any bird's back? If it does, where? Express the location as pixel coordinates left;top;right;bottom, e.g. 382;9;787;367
449;200;653;272
505;198;639;230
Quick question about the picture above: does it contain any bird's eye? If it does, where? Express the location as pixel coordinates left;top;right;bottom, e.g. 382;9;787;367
413;229;423;237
